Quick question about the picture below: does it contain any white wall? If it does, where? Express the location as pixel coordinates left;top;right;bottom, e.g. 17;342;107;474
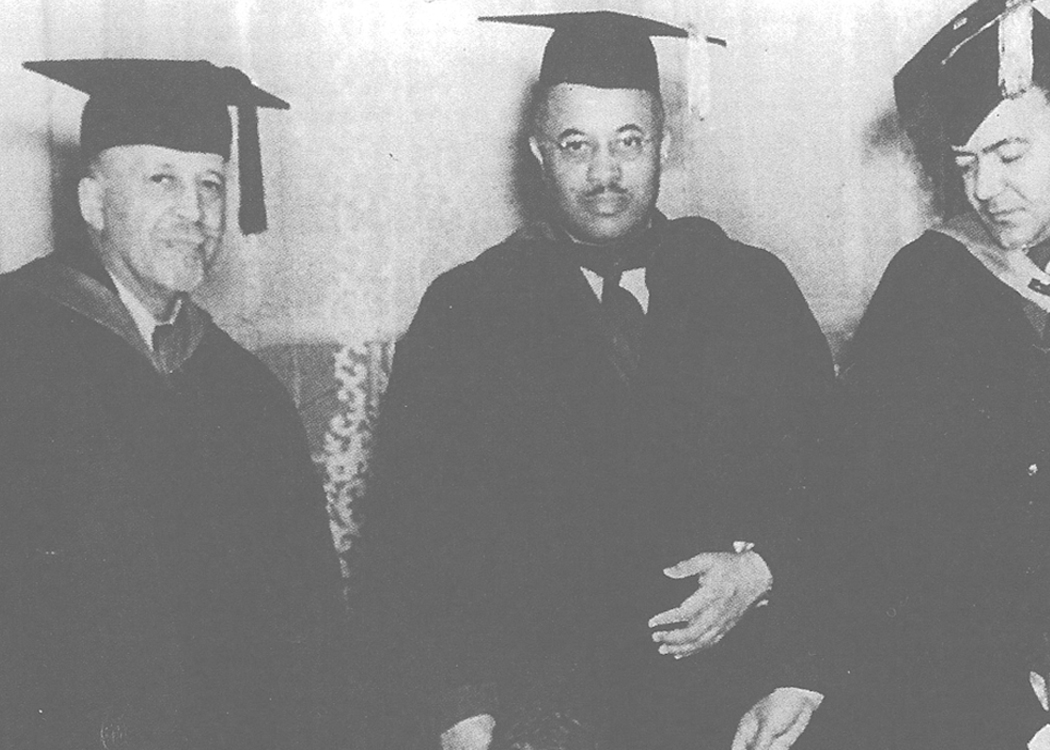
0;0;1022;357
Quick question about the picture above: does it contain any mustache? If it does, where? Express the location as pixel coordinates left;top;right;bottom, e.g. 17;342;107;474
584;183;628;199
165;222;220;243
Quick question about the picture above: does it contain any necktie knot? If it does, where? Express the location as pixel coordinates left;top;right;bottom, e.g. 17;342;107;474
152;322;178;373
570;236;651;282
559;224;654;362
538;213;667;385
601;269;625;294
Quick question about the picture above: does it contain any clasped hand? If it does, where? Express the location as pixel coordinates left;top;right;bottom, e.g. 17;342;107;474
648;549;772;659
732;688;823;750
441;714;495;750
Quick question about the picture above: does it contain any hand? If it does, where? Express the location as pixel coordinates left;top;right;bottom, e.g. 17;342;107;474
731;688;823;750
1032;671;1049;711
441;714;496;750
648;550;772;658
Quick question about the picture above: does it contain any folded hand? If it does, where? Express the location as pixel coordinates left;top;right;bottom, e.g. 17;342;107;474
648;550;771;658
731;688;822;750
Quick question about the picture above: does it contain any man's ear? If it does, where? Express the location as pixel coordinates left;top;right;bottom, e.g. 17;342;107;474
659;129;672;166
528;136;545;169
78;175;104;233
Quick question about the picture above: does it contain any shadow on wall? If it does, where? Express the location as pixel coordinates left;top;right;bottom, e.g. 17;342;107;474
49;136;92;264
863;103;908;160
510;79;549;227
830;101;956;365
863;99;966;221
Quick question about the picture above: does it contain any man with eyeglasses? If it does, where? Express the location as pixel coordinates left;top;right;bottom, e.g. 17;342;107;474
352;12;837;750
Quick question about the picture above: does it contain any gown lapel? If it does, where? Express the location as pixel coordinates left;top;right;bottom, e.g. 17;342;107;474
10;255;207;378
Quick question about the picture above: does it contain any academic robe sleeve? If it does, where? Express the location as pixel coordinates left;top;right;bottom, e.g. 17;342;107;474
635;223;841;695
838;238;993;617
731;251;841;692
257;377;353;750
351;264;509;738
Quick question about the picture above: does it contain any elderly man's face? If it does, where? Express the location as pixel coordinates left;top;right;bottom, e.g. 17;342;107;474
530;83;665;244
79;144;226;314
953;88;1050;252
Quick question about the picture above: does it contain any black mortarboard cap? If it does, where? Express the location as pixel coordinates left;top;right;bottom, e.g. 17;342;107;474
480;11;693;92
895;0;1050;147
23;58;289;234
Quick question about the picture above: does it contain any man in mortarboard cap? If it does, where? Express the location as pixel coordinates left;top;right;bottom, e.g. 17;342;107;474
0;60;347;749
351;12;836;750
837;0;1050;746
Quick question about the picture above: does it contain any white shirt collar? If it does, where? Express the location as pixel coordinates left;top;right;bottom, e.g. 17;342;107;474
564;221;653;314
579;266;649;314
111;275;182;348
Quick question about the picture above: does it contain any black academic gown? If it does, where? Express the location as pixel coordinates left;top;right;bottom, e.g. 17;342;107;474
350;215;837;750
0;254;346;750
838;216;1050;748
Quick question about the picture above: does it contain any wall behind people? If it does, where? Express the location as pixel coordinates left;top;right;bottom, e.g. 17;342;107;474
0;0;1022;354
0;0;1018;556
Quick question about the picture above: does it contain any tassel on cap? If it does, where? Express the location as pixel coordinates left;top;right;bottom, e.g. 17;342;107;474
1000;0;1035;97
895;0;1050;145
237;103;266;235
686;27;726;119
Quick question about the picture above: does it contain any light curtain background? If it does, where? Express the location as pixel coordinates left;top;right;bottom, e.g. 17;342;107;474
0;0;1014;560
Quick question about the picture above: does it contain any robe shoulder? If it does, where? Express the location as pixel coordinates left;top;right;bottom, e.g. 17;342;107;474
845;229;1019;384
0;259;75;347
192;320;303;409
0;258;292;405
657;216;820;322
866;230;989;317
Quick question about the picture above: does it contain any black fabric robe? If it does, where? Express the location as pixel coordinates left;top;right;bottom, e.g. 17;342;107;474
350;216;837;749
837;223;1050;748
0;255;347;750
